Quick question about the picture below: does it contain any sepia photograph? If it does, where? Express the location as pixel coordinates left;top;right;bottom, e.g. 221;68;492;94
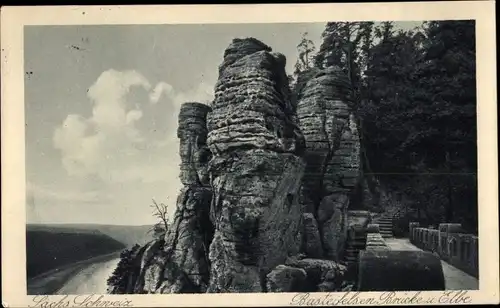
1;2;498;307
24;19;479;295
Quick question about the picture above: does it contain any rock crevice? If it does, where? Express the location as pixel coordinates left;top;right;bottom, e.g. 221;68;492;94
296;67;362;261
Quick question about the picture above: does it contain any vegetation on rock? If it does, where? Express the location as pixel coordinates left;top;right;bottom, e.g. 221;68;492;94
294;21;477;234
107;244;141;294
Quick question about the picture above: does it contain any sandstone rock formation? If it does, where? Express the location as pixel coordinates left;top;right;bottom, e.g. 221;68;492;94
108;37;363;294
178;102;213;186
285;257;348;291
301;213;323;258
296;67;362;261
155;102;214;293
206;38;306;293
109;102;214;294
266;265;307;292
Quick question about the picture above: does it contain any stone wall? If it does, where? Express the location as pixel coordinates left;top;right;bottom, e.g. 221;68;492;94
410;223;478;278
358;250;445;291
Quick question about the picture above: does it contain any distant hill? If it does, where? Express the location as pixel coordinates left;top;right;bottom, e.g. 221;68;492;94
27;224;154;247
26;227;125;279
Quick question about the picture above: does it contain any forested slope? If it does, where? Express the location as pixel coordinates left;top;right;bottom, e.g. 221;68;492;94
291;21;477;233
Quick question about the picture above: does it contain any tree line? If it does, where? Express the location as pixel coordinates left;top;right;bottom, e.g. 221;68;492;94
291;21;477;233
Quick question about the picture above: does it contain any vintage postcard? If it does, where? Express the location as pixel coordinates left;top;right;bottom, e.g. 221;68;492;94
1;2;498;307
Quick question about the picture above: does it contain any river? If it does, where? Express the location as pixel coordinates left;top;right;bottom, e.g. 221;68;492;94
55;257;120;294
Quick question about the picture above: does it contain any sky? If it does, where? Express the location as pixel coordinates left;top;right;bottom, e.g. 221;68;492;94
25;22;422;226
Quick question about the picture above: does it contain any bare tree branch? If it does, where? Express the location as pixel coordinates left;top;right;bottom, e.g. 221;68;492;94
150;199;169;238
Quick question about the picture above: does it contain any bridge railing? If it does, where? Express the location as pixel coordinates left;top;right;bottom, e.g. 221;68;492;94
409;222;478;278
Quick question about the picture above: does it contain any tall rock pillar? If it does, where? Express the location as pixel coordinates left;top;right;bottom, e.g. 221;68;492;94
206;38;306;292
296;67;362;261
155;102;214;293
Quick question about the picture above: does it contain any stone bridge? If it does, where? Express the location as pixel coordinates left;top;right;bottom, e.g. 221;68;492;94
356;210;478;291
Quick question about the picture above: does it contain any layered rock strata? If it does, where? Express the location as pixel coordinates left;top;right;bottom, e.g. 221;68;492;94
284;257;348;291
178;102;213;186
110;102;214;294
108;38;364;294
296;67;362;261
206;38;306;293
155;102;214;293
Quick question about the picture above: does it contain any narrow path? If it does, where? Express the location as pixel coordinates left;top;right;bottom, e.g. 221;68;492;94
385;238;478;290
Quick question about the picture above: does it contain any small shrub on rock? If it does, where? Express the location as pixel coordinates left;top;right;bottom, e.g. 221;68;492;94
107;244;141;294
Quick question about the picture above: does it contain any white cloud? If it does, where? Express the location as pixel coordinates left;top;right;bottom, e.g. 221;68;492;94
149;82;174;104
53;69;214;185
53;70;152;179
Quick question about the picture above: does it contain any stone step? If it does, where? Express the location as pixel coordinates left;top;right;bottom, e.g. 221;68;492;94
348;238;366;242
367;242;386;247
347;240;366;245
347;244;366;249
351;239;367;242
345;250;359;255
347;246;366;250
346;245;364;249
